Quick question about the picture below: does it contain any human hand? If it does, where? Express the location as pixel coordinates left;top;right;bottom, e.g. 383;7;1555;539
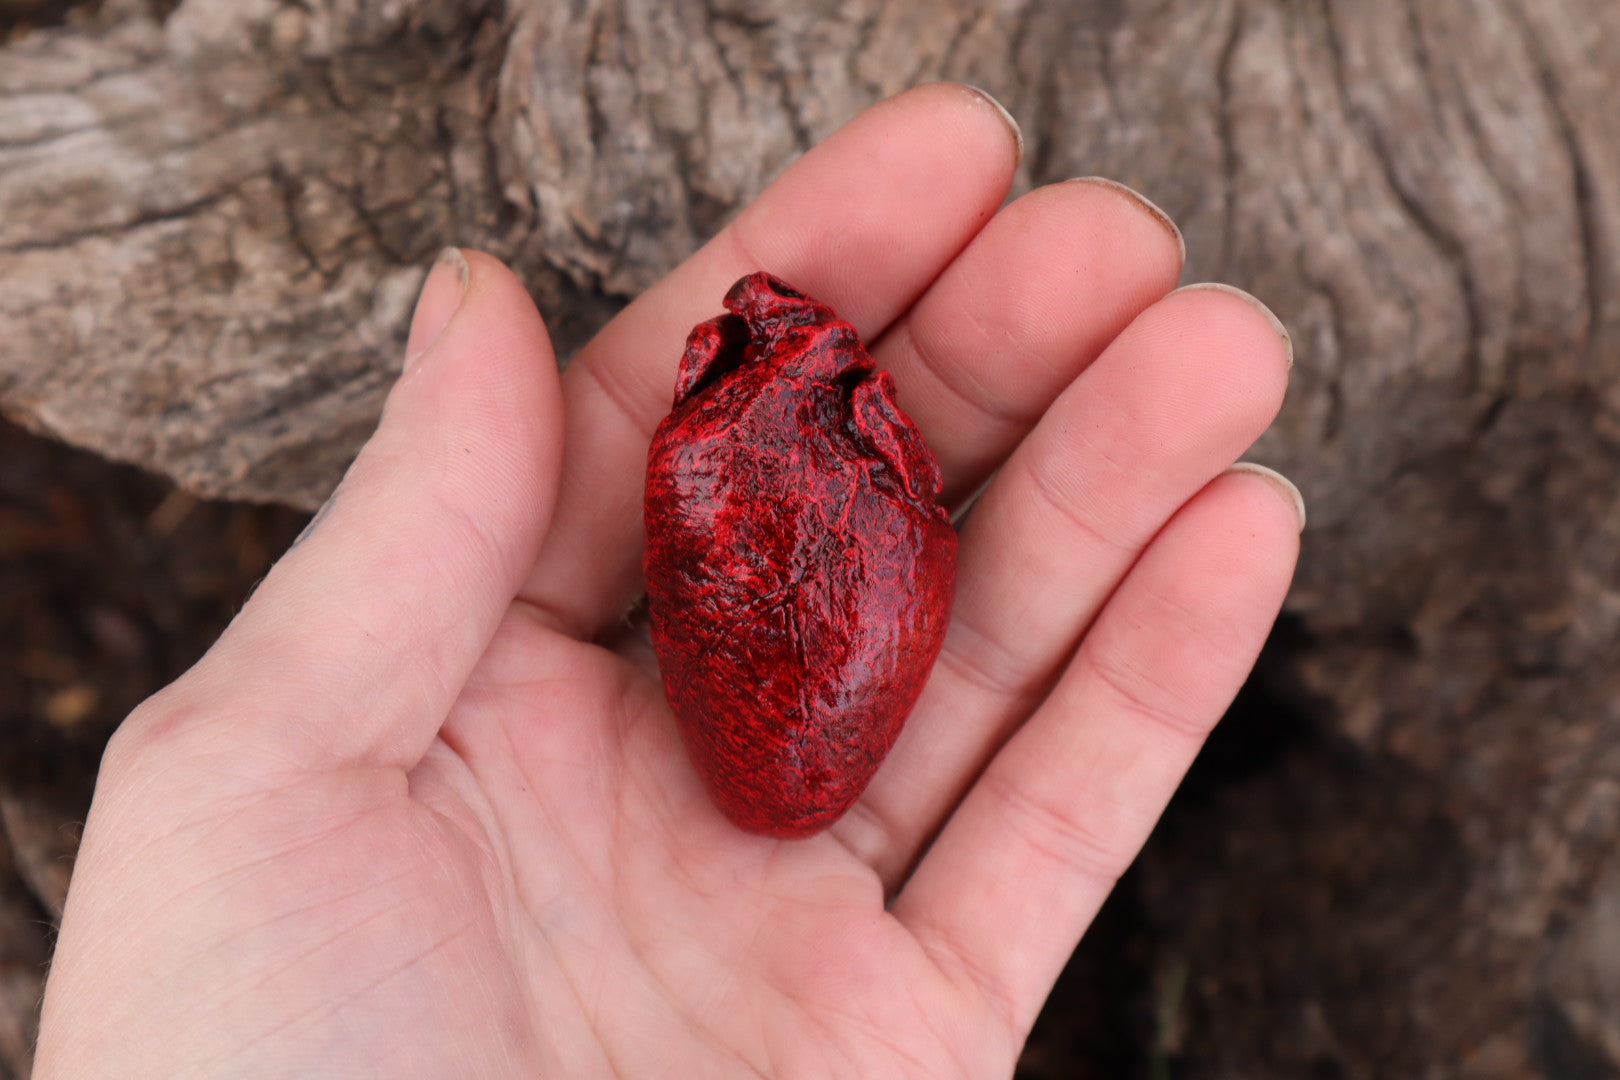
34;84;1300;1078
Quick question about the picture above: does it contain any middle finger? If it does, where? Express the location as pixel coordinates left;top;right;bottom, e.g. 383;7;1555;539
869;176;1186;505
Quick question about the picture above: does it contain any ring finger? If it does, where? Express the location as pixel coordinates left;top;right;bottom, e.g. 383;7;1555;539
833;283;1293;885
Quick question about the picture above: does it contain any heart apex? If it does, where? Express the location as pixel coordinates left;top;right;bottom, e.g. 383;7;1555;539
714;793;855;840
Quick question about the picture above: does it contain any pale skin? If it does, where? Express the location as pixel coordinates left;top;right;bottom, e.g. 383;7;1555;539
34;85;1301;1078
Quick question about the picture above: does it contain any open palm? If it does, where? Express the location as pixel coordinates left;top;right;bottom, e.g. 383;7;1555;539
36;85;1299;1079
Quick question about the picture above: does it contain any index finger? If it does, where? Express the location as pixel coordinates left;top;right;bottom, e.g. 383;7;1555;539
517;83;1022;638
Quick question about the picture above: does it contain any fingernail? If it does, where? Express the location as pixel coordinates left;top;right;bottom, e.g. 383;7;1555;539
963;85;1024;168
1174;282;1293;369
1067;177;1186;264
1226;462;1307;531
404;247;470;370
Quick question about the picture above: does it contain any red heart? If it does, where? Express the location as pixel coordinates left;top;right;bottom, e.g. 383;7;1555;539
644;273;957;838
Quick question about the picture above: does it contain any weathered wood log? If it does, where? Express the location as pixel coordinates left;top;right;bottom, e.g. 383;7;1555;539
4;1;1619;1076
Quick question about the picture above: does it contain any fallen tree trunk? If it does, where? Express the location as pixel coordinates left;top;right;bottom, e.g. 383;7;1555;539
4;0;1620;1076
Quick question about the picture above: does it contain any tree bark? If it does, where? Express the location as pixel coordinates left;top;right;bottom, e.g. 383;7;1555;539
5;1;1620;1076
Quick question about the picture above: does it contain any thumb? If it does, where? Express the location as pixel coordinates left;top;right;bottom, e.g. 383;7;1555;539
122;249;564;773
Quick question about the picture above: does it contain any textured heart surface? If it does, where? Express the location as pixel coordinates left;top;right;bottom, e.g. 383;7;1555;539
643;273;958;838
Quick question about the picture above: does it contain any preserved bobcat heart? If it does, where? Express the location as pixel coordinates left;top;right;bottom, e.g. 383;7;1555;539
644;272;957;838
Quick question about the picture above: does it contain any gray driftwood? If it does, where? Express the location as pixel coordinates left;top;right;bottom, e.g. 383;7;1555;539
4;1;1620;1076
